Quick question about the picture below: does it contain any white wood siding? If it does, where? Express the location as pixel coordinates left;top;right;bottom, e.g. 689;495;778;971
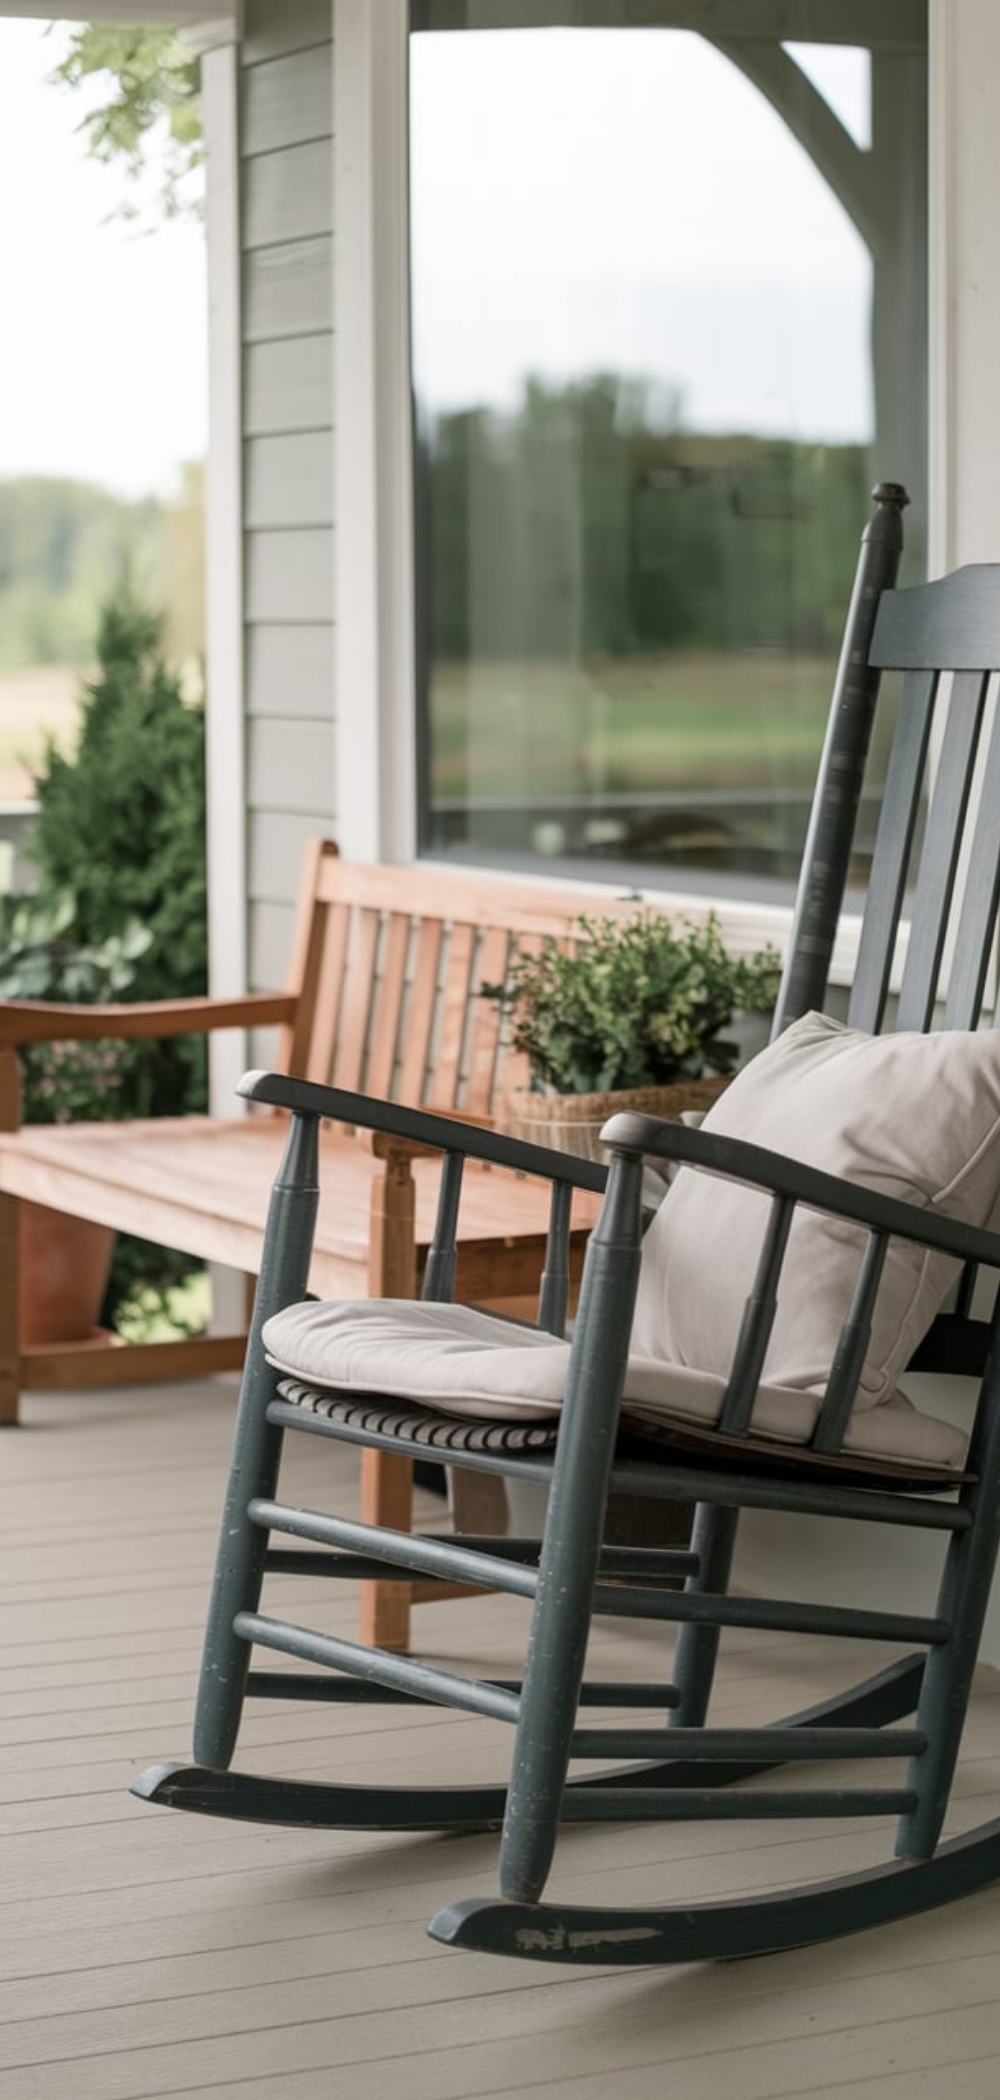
240;0;335;972
244;334;333;435
247;624;335;716
243;140;333;248
247;716;335;811
245;528;334;622
244;237;333;343
245;430;334;527
241;42;333;153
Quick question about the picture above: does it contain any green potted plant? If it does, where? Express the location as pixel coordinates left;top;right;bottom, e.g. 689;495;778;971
0;889;151;1345
487;909;781;1159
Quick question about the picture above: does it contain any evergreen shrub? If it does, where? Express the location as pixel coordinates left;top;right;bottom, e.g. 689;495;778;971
28;577;209;1331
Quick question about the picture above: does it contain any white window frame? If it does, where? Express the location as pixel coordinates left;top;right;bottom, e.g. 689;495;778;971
331;0;1000;982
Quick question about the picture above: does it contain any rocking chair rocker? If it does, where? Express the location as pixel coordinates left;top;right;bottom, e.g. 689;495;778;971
135;482;1000;1965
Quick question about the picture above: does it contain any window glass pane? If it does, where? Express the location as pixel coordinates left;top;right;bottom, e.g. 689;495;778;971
409;4;927;896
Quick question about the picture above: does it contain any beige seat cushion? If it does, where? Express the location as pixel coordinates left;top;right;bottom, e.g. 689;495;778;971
262;1297;967;1470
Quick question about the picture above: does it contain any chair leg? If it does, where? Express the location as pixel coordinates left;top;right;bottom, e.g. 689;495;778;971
668;1501;741;1726
192;1113;320;1769
898;1381;1000;1858
499;1153;644;1904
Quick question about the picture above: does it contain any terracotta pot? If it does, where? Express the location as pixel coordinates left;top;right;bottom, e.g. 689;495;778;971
18;1200;115;1348
500;1073;731;1163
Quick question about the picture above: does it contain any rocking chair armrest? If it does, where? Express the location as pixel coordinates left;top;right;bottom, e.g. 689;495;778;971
238;1068;608;1195
602;1110;1000;1270
0;991;296;1048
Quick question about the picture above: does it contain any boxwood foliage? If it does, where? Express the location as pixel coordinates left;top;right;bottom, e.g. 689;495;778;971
28;578;209;1329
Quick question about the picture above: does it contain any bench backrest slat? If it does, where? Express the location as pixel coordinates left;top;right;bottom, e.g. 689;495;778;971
396;917;446;1104
272;841;651;1119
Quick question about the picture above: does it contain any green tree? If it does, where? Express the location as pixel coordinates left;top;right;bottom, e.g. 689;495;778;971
30;578;208;1087
27;576;209;1330
48;25;202;223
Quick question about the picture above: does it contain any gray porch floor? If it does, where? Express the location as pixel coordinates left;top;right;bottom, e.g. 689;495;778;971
4;1378;1000;2100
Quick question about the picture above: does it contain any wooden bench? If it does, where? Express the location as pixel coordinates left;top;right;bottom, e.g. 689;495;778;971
0;839;642;1642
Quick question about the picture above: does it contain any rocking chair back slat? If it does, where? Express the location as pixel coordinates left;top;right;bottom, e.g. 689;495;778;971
847;664;938;1030
846;559;1000;1035
895;669;992;1030
943;685;1000;1027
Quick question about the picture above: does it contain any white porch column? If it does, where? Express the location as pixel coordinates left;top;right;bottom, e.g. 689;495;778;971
331;0;416;863
193;18;248;1111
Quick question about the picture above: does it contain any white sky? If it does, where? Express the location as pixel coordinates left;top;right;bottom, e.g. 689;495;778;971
0;17;873;502
0;16;208;499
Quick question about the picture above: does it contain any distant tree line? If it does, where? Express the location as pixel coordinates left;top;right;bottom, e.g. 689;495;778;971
418;374;871;663
0;470;204;673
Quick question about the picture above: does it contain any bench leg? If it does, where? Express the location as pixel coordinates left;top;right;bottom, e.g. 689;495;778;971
359;1447;414;1651
0;1189;19;1425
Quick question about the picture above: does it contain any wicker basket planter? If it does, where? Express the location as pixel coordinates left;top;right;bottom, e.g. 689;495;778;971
500;1072;731;1163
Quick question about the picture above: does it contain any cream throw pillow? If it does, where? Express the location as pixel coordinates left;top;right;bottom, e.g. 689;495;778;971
632;1010;1000;1409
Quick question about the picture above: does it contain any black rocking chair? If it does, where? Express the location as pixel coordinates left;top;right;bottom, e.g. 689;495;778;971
135;481;1000;1964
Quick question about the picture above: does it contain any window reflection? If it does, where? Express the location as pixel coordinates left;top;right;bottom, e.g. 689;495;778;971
409;6;927;895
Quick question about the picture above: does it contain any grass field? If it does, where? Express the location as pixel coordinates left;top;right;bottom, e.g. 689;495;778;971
0;663;82;802
2;648;850;828
428;648;838;799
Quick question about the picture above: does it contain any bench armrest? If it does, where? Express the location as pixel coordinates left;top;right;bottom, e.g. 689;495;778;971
0;992;296;1049
366;1105;495;1166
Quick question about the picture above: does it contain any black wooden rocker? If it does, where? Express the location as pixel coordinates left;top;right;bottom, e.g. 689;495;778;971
135;482;1000;1965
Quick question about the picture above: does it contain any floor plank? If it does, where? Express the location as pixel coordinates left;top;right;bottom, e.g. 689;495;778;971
3;1379;1000;2099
